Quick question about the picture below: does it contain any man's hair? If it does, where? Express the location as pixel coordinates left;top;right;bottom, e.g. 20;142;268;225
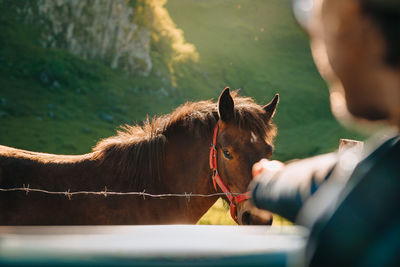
362;0;400;67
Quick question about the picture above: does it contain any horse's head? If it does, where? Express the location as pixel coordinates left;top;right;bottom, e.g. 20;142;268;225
215;87;278;225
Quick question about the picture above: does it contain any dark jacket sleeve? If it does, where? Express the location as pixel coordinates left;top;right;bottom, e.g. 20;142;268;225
249;153;338;222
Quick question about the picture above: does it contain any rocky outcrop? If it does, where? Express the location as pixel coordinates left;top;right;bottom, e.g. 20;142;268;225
22;0;197;76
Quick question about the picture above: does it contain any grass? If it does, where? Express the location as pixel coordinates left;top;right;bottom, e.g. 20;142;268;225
0;1;364;225
198;199;236;225
198;199;292;226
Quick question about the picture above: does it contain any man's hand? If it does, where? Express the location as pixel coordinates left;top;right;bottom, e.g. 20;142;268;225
252;159;284;180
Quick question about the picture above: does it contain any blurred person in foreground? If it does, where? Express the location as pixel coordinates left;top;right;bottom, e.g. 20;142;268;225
249;0;400;266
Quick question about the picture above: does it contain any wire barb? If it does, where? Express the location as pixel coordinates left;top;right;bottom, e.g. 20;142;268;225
65;189;72;200
23;184;30;196
185;192;192;202
102;186;108;198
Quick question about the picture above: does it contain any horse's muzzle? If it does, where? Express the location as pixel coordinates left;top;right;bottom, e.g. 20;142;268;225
237;201;273;225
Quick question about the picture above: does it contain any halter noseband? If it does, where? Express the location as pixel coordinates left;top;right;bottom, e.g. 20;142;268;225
209;122;251;224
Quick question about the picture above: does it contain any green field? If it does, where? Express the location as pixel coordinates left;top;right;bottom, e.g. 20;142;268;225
0;1;363;224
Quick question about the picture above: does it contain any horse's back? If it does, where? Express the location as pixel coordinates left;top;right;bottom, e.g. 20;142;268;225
0;144;94;192
0;145;31;186
0;145;48;191
0;145;92;162
0;145;102;225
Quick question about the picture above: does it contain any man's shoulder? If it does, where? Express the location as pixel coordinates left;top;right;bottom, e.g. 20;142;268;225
307;135;400;266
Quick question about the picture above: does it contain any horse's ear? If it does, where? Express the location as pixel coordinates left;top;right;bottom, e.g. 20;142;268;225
264;94;279;120
218;87;234;122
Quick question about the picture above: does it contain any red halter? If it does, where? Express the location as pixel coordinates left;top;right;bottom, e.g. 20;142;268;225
209;122;251;224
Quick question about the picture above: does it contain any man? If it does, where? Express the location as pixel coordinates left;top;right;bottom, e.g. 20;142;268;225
250;0;400;266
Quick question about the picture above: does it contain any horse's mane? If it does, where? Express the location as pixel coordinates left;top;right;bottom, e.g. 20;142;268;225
92;91;277;190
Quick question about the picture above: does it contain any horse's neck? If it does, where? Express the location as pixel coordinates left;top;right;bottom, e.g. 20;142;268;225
160;130;219;223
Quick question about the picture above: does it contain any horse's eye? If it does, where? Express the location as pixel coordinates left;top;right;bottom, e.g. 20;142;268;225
223;150;233;159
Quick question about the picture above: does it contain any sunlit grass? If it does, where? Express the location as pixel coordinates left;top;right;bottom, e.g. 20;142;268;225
198;198;292;226
198;199;236;225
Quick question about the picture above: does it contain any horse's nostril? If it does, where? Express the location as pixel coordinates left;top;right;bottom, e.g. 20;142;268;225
241;211;252;225
241;211;273;225
266;216;273;225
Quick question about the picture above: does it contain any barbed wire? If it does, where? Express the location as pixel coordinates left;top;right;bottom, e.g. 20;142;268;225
0;184;250;200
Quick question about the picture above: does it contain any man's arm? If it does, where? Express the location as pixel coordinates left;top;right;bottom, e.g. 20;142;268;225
249;153;338;222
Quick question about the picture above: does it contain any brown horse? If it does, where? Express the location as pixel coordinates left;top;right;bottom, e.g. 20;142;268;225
0;88;278;225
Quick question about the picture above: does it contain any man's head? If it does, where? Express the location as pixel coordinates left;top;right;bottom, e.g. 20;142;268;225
294;0;400;128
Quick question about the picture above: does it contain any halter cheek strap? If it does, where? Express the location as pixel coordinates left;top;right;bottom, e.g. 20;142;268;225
209;122;251;224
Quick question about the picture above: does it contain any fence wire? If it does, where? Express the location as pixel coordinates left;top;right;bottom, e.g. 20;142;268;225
0;184;250;200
